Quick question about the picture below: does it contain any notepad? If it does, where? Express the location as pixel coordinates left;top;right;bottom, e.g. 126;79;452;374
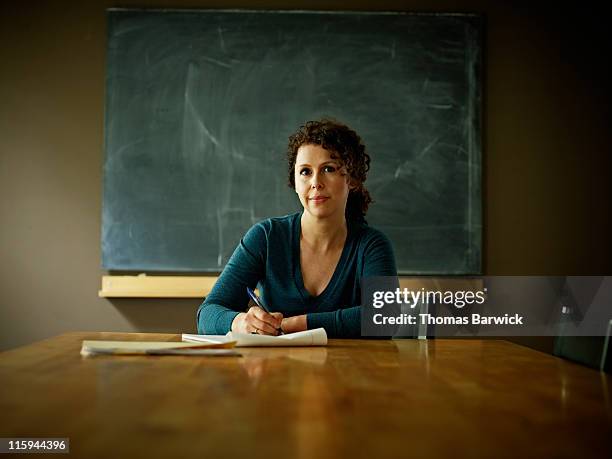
80;340;240;356
182;328;328;347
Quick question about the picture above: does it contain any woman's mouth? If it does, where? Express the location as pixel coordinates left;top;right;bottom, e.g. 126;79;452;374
309;196;329;204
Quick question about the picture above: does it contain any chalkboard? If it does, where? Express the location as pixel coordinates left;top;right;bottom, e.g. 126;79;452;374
102;9;482;274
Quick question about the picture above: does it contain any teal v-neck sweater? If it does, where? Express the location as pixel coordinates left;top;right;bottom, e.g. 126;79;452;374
196;212;397;338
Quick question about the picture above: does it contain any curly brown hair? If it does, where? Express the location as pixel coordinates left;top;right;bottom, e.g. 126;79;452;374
287;119;372;222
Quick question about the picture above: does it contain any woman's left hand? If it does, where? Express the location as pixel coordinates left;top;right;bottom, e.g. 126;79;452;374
281;314;307;334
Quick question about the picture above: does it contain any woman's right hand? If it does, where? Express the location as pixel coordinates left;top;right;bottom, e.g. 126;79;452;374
231;307;283;335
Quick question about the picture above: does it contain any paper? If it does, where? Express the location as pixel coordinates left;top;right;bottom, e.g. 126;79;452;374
80;340;239;356
182;327;328;347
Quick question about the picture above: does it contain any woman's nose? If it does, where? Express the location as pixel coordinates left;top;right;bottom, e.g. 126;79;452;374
310;173;323;189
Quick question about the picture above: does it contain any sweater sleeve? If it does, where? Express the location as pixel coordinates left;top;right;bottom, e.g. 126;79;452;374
196;224;267;334
306;229;398;338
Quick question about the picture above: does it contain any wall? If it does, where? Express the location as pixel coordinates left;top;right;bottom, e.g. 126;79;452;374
1;1;610;351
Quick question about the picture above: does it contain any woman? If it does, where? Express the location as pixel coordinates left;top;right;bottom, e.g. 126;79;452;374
197;119;397;338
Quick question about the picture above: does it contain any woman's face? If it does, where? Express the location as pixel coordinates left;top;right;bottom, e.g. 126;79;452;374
294;144;352;220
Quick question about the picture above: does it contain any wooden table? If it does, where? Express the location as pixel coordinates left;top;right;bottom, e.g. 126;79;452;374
1;332;610;458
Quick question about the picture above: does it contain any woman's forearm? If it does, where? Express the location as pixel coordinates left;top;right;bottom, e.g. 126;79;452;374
281;314;307;334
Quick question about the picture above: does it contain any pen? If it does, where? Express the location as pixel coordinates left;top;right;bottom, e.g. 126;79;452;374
246;287;283;335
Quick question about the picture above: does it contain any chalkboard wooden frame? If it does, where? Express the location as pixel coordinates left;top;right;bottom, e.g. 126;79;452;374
102;9;482;274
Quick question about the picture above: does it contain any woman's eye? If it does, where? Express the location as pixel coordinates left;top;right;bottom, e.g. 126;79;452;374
300;168;311;176
323;165;336;173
